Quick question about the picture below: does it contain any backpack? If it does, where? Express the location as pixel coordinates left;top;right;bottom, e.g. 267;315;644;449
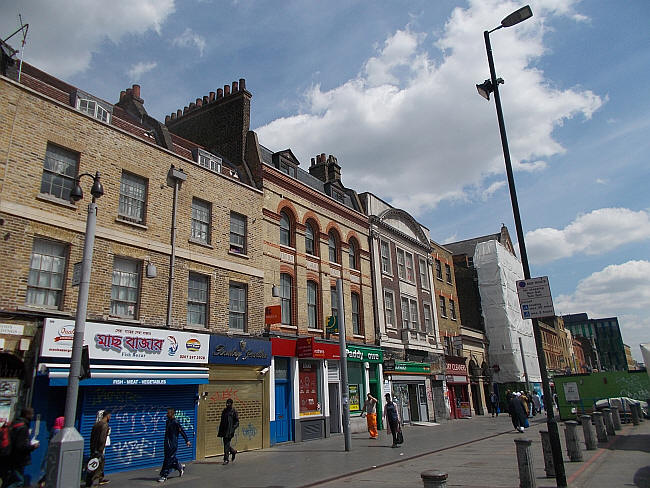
385;402;399;423
0;422;13;457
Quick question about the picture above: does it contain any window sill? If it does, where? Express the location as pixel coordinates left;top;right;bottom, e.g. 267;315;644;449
228;250;249;259
227;329;249;335
36;193;77;209
307;328;323;333
398;278;416;286
280;324;297;329
436;277;444;281
188;238;213;249
184;324;209;332
381;272;393;279
352;334;365;340
16;305;72;316
446;281;453;285
106;316;142;325
115;217;148;230
280;244;296;252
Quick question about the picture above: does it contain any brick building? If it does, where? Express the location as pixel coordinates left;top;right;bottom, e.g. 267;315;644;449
538;316;572;376
0;55;269;474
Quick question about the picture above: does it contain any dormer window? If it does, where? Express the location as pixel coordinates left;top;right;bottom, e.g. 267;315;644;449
77;98;110;123
198;153;222;173
280;161;296;178
332;189;345;203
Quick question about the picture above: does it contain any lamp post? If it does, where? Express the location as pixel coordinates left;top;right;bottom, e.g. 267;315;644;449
476;6;567;486
46;172;103;488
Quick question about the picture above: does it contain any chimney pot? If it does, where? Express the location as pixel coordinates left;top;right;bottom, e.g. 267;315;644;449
120;90;126;99
217;88;223;98
183;106;189;114
196;98;202;107
189;102;196;110
239;78;246;90
321;153;326;161
203;95;209;104
170;112;176;120
126;88;132;95
165;115;170;124
232;81;239;92
132;84;141;98
311;157;315;166
177;109;183;117
209;91;215;101
224;85;231;96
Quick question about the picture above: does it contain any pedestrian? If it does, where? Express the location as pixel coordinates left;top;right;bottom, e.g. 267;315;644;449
520;392;530;418
382;393;401;448
4;407;40;487
489;392;499;417
158;408;191;483
532;392;541;416
85;410;111;487
360;393;378;439
508;393;527;433
217;398;239;465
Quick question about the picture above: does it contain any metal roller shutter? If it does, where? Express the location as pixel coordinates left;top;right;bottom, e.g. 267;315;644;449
80;385;197;474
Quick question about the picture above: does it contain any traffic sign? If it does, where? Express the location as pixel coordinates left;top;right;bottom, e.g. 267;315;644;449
516;276;555;319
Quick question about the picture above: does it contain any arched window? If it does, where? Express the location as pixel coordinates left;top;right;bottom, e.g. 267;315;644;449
307;280;318;329
305;222;315;255
348;240;358;269
280;273;292;325
351;292;361;335
280;211;291;246
328;231;338;263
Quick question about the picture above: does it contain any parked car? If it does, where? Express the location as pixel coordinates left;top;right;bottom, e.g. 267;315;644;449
594;397;648;418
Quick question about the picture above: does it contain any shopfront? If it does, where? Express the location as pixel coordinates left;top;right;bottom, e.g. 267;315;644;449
383;360;431;423
445;355;470;419
33;318;209;476
345;345;383;428
197;335;271;458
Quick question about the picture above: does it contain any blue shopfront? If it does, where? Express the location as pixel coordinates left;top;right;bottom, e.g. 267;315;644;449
28;318;209;481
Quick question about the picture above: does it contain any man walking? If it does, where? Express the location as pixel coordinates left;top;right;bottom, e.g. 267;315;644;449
158;408;191;483
85;410;111;487
382;393;401;448
217;399;239;465
360;393;378;439
5;407;40;487
489;392;499;417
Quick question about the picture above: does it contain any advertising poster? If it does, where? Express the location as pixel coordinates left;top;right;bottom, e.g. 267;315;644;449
298;361;320;416
349;384;360;411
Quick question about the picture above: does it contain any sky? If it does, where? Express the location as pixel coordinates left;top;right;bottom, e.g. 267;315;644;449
1;0;648;362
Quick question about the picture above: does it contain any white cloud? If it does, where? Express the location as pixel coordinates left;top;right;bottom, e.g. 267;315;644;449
595;178;607;185
555;260;650;362
255;0;602;216
127;61;158;80
172;28;206;57
0;0;175;78
481;180;506;201
526;208;650;264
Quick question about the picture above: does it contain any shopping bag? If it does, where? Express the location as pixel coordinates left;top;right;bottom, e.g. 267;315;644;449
396;430;404;445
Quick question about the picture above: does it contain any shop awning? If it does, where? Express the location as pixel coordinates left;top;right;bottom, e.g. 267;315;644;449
39;363;209;386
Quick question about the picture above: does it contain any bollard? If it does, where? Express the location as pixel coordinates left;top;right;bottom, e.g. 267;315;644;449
421;470;448;488
539;430;555;477
515;438;536;488
581;415;597;450
630;404;639;425
592;411;608;442
602;408;616;436
611;406;622;430
638;403;645;422
564;421;584;462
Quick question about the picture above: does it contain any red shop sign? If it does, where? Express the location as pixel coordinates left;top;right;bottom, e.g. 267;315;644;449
446;362;468;375
297;337;324;358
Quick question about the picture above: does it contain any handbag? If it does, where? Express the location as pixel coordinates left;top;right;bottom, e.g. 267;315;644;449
396;430;404;445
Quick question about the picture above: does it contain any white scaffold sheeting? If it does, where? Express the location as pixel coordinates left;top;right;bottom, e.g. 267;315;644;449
641;344;650;380
474;240;541;384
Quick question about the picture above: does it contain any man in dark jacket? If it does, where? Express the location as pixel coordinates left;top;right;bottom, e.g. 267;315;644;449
508;393;527;433
85;410;111;487
217;399;239;465
158;408;191;482
6;407;39;487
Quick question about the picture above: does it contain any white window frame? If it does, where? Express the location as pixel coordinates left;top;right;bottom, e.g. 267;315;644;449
419;257;430;290
191;198;211;244
330;287;338;320
280;212;291;246
450;299;457;320
77;98;110;123
445;263;453;284
397;249;405;280
307;280;318;329
118;172;147;224
351;292;361;335
199;153;222;173
435;259;443;280
280;273;292;325
328;232;338;263
305;222;315;255
229;282;247;331
423;303;433;333
26;238;67;309
111;257;140;319
41;143;78;202
400;296;418;330
380;240;391;275
187;272;209;327
384;290;395;328
439;295;447;318
230;212;246;254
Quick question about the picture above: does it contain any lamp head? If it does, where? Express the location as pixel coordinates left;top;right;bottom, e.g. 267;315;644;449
70;183;84;203
90;172;104;200
476;80;493;100
501;5;532;28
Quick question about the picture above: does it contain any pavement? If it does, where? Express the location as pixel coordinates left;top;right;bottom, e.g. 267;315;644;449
103;413;650;488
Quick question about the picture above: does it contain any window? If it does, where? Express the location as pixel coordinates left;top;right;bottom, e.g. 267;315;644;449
307;281;318;329
401;297;410;329
397;249;414;282
77;98;110;123
328;231;338;263
111;257;140;318
435;259;442;280
118;172;147;224
409;300;419;329
41;143;78;201
187;273;208;326
280;273;292;325
380;241;391;274
450;299;457;320
351;293;361;335
419;258;429;290
331;287;338;320
332;189;345;203
280;211;291;246
405;253;414;282
348;240;357;269
305;222;316;255
280;162;296;178
230;212;246;254
397;249;405;279
423;303;433;333
198;153;221;173
400;296;419;330
191;198;211;244
439;295;447;318
445;263;452;284
384;290;395;327
26;239;66;308
229;283;247;331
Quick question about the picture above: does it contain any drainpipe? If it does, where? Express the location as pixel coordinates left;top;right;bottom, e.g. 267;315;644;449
166;166;187;327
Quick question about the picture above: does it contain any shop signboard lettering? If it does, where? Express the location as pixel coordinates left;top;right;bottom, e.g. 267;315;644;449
345;345;383;363
445;362;468;376
209;336;271;366
391;361;431;374
40;318;209;364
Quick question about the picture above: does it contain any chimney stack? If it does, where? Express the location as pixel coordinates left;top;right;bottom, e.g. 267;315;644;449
132;84;141;99
217;88;223;99
224;85;230;96
209;91;215;102
232;81;239;92
239;78;246;91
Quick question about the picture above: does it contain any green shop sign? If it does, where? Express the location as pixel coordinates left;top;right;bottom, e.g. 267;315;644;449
391;361;431;374
346;345;383;363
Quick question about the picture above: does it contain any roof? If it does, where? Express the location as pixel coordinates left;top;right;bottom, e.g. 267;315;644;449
444;225;515;257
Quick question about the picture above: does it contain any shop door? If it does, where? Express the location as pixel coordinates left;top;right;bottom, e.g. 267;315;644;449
408;385;420;421
394;384;410;423
328;383;341;433
417;384;428;421
274;381;290;443
448;386;458;419
80;385;197;474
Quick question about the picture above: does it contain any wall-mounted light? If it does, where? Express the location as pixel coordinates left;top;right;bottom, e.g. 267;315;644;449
272;285;280;297
146;262;157;279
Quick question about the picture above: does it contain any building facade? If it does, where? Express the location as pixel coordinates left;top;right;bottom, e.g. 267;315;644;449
539;316;573;376
563;313;627;372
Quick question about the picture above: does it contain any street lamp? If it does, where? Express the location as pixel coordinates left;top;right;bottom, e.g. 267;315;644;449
477;6;568;487
46;172;103;488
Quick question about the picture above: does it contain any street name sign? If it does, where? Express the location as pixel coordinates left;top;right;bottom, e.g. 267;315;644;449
516;276;555;319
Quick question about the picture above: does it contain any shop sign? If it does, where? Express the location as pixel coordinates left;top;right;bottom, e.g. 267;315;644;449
460;401;472;417
391;361;431;374
209;336;271;366
349;384;360;410
41;318;209;364
0;379;19;398
297;337;325;359
345;345;383;363
445;362;468;376
264;305;281;325
0;324;24;336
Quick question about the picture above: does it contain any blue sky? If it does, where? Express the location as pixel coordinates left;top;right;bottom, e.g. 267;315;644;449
2;0;648;361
